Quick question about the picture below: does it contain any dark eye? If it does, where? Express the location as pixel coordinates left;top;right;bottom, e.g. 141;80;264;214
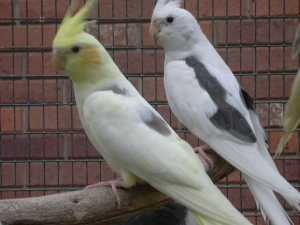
71;46;80;53
166;16;174;23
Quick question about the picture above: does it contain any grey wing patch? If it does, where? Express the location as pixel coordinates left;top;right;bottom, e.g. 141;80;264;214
140;109;172;136
210;107;257;143
185;55;256;143
101;85;128;95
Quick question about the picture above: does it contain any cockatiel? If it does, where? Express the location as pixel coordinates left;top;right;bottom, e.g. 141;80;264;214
52;1;253;225
276;25;300;156
150;1;300;225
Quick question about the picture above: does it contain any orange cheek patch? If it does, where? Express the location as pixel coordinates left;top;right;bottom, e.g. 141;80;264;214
80;47;101;65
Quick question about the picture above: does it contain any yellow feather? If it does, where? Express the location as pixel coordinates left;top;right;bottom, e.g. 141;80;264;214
53;0;97;48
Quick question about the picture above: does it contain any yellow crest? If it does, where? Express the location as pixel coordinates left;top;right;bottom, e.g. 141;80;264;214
53;0;97;48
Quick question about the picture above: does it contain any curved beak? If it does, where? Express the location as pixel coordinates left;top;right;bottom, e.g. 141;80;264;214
149;19;161;42
52;48;65;70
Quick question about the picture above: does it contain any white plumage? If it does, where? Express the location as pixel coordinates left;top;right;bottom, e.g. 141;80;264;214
150;1;300;225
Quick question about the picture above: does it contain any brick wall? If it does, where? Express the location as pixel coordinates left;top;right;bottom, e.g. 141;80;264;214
0;0;299;224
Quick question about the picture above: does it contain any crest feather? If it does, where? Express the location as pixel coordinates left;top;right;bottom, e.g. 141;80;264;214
53;0;97;47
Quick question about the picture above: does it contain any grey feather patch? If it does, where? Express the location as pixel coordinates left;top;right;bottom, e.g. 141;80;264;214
102;85;128;95
185;56;257;143
240;89;254;110
141;110;172;136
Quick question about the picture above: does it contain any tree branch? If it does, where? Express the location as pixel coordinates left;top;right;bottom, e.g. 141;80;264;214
0;150;234;225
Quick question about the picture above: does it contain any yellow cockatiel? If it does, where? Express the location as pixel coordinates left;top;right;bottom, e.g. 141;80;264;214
52;1;253;225
276;25;300;156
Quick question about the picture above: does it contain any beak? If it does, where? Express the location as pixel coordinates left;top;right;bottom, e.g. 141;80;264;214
52;48;65;70
149;19;161;42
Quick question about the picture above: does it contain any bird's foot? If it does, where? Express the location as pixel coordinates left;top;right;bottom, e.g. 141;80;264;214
194;145;214;171
85;178;124;207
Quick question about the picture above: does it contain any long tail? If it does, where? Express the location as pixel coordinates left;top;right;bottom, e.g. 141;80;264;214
148;179;253;225
246;110;294;225
244;175;293;225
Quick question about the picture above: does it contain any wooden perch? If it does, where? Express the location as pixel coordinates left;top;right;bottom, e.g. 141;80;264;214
0;150;234;225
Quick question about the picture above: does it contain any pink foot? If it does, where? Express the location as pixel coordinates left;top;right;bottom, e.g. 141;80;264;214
194;145;214;171
86;178;124;207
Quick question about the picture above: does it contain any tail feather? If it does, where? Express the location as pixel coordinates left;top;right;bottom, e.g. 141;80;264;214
244;175;293;225
149;180;253;225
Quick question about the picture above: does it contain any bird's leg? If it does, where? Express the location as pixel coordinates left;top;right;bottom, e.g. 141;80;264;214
85;178;125;207
194;144;214;171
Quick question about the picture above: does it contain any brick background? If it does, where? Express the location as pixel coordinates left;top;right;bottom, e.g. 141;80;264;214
0;0;299;224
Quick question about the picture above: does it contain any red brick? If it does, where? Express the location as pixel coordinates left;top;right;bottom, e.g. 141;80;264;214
87;139;99;158
155;50;164;74
285;19;299;43
213;0;226;16
241;0;254;17
14;79;29;103
143;50;156;74
200;21;213;42
1;107;15;132
255;0;269;16
15;134;29;159
156;104;171;124
228;0;241;16
256;47;269;72
13;25;27;48
28;53;43;75
73;162;87;186
45;162;58;186
1;163;15;186
127;0;142;17
127;50;142;73
59;162;73;186
285;0;299;15
87;162;101;185
0;80;13;103
30;162;44;186
285;160;300;181
72;106;82;130
73;133;88;158
227;170;241;183
241;48;254;71
13;53;27;75
256;75;269;99
285;47;298;70
157;77;166;101
114;50;127;73
227;48;241;72
241;188;256;210
143;23;155;47
0;26;12;48
270;75;284;98
0;53;13;74
30;134;44;159
19;0;41;18
1;135;14;159
58;134;72;159
241;20;254;44
28;25;42;48
15;163;28;186
199;0;212;17
45;106;58;130
270;47;284;71
100;162;115;181
128;24;141;47
29;106;44;130
128;76;142;93
270;0;283;16
44;134;59;158
43;25;57;48
0;1;12;18
143;77;156;102
186;0;198;17
114;24;126;47
256;103;269;127
228;188;241;209
256;19;269;43
15;106;28;132
29;79;43;103
228;20;241;44
142;0;155;17
240;76;255;97
270;19;284;43
113;0;125;18
57;79;72;104
58;105;72;130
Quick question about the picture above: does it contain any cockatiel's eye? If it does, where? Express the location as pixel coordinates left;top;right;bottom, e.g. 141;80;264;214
166;16;174;23
71;46;81;53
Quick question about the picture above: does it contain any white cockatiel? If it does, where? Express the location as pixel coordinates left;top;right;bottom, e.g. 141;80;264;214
51;1;253;225
150;1;300;225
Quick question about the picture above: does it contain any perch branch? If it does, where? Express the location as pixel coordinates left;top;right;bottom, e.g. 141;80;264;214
0;149;234;225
